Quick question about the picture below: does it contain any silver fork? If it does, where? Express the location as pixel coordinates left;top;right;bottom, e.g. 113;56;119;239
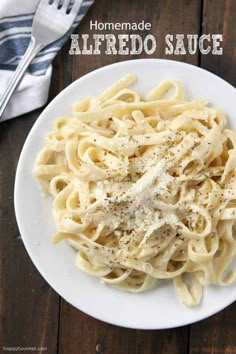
0;0;82;118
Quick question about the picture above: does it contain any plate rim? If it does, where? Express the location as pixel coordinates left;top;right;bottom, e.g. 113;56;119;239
14;58;236;329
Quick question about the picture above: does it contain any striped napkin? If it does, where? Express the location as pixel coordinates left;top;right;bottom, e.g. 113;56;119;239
0;0;94;122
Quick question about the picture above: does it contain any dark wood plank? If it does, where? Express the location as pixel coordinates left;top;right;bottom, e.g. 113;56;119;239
189;304;236;354
70;0;201;82
189;1;236;353
0;115;59;353
58;302;189;354
58;1;201;354
0;44;69;353
200;0;236;85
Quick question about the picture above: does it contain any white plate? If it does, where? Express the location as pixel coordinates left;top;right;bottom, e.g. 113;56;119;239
15;59;236;329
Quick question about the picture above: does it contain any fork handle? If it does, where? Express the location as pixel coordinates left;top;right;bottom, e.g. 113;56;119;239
0;36;43;118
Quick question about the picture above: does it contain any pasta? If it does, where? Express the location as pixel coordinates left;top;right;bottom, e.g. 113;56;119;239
34;74;236;307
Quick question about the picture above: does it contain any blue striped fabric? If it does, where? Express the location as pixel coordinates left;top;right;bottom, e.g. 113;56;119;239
0;0;94;75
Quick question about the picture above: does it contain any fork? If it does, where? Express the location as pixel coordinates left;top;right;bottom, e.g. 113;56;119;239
0;0;82;118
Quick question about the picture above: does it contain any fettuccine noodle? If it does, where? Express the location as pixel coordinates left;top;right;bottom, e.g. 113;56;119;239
34;74;236;306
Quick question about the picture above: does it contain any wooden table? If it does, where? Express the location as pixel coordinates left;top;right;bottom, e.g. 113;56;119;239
1;1;236;353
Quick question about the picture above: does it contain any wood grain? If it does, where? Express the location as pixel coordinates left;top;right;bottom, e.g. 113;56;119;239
0;46;68;353
58;302;189;354
0;114;59;353
189;304;236;354
70;0;201;83
189;1;236;353
200;0;236;85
